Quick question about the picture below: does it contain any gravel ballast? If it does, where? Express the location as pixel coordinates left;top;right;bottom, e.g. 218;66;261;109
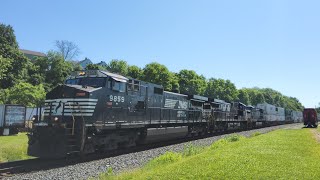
4;124;302;180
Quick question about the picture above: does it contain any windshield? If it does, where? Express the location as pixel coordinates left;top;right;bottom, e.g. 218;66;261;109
112;80;126;92
65;78;106;88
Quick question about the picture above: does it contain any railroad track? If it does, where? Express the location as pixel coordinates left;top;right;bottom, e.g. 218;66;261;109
0;125;277;178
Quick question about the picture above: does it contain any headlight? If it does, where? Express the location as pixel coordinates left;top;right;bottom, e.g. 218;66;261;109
54;117;59;121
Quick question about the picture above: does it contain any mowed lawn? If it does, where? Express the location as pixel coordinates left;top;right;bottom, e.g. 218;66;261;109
0;133;31;162
104;128;320;179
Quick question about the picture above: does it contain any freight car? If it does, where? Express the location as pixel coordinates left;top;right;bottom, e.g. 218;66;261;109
27;70;298;158
0;104;26;135
303;108;318;128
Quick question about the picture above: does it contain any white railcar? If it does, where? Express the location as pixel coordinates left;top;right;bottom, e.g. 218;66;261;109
256;103;285;122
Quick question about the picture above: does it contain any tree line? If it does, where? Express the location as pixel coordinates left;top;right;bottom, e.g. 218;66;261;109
0;23;304;111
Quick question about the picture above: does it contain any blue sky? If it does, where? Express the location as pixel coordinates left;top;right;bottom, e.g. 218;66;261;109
1;0;319;107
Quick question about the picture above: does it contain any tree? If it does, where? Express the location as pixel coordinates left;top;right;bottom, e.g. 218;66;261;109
0;55;11;80
45;51;73;90
107;59;128;75
141;62;174;91
204;78;238;102
55;40;80;60
85;64;105;70
0;23;18;48
127;65;143;79
254;93;266;105
238;89;250;105
170;73;180;92
0;89;9;104
177;70;206;95
241;87;303;111
6;82;46;107
27;62;45;86
0;23;30;89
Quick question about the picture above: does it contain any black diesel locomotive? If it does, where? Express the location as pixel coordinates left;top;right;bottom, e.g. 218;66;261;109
28;70;268;158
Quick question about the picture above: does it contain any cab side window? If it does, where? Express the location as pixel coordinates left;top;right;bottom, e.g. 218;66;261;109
127;80;140;91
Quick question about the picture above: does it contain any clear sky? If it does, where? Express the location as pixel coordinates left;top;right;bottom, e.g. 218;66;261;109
1;0;319;107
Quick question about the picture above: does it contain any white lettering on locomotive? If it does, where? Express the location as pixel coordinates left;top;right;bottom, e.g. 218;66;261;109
109;95;125;103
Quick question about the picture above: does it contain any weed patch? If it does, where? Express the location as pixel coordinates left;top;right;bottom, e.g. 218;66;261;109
182;143;204;157
251;131;262;137
224;134;244;142
146;151;182;168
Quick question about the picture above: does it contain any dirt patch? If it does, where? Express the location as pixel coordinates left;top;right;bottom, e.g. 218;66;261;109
282;124;304;130
311;129;320;143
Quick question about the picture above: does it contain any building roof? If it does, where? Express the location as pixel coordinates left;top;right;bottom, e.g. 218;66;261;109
20;49;46;57
97;61;107;66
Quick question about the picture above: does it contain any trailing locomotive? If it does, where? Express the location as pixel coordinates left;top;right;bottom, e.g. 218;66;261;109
303;108;318;128
27;70;300;158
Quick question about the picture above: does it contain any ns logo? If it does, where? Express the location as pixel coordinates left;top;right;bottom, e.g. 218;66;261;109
52;101;63;115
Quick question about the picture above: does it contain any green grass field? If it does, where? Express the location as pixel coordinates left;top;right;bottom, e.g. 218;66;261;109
0;133;32;162
101;128;320;179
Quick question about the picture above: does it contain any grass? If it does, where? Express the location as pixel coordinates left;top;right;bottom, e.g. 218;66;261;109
100;128;320;179
0;133;32;162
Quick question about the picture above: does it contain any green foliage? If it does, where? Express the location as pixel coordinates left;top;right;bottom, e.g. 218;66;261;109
205;78;238;102
146;152;182;168
0;24;30;88
224;134;244;142
182;143;204;157
0;23;18;49
209;139;229;150
237;89;250;105
69;61;83;71
6;82;46;107
141;62;176;91
251;132;262;137
127;65;143;79
97;167;114;179
85;64;105;70
0;55;11;81
177;70;206;95
241;87;303;111
107;59;128;75
0;89;9;104
45;51;73;89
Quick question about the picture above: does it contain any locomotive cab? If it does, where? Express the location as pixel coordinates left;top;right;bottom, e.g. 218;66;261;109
28;70;130;158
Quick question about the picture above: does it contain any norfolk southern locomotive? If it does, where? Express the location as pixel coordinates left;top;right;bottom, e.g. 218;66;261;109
28;70;302;158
